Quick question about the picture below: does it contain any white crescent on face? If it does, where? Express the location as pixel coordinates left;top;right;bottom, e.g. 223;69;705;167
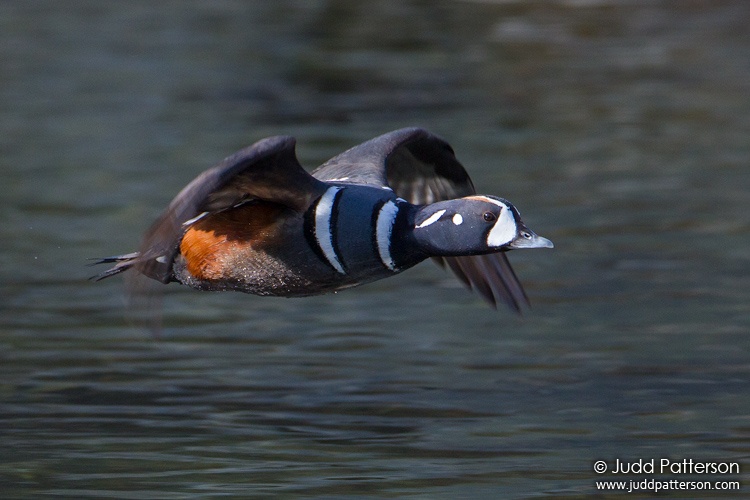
485;201;517;247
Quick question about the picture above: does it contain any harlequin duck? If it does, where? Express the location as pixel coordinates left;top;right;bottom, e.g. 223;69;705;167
93;127;553;312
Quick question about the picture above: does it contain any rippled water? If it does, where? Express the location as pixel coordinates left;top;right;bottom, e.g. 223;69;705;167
2;1;749;498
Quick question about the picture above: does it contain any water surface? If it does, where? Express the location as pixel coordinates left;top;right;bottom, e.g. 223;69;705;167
1;1;749;498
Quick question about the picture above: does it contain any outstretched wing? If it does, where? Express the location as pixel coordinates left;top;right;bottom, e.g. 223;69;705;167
312;127;474;197
313;127;529;312
96;135;327;283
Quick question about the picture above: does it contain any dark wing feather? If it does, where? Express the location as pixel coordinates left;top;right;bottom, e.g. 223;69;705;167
94;135;327;283
313;127;529;312
312;127;473;196
440;253;528;312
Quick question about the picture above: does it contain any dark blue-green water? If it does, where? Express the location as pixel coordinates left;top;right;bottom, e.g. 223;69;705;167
2;1;749;498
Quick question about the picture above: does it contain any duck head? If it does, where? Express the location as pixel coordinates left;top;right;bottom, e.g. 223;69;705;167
411;195;553;256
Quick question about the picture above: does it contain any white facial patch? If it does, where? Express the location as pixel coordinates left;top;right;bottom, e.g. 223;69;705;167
486;202;517;247
415;209;445;229
375;200;399;271
452;214;463;225
315;186;346;274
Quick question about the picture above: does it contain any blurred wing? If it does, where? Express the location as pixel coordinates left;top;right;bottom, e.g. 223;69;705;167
436;253;528;313
135;135;327;283
312;127;474;197
313;127;529;312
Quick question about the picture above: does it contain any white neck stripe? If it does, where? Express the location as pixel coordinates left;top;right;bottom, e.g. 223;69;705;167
315;187;346;274
375;200;399;271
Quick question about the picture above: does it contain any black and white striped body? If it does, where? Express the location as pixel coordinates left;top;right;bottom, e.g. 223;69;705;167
304;185;424;282
172;184;426;297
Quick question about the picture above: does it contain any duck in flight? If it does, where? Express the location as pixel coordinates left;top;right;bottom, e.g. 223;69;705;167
92;127;553;312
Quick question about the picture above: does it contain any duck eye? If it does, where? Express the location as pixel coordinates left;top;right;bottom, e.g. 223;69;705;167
522;231;532;239
483;212;496;222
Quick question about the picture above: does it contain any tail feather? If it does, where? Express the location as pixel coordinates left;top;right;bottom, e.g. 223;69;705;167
88;252;141;281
